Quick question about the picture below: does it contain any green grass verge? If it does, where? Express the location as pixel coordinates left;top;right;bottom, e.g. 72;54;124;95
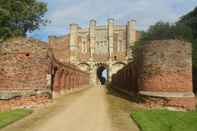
131;109;197;131
0;109;32;128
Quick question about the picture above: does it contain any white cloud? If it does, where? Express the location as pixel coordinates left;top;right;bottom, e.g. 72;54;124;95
30;0;197;40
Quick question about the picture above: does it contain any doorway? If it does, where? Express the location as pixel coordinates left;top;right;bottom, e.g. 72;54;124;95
96;66;108;85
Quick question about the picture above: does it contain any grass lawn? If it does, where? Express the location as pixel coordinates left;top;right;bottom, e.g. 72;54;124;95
131;109;197;131
0;109;32;129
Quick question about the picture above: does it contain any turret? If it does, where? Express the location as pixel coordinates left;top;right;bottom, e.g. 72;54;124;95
127;20;136;61
127;20;136;46
69;23;78;62
89;19;96;58
108;18;114;60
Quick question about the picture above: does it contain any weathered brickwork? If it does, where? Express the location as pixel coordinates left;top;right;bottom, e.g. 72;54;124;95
0;37;90;111
0;38;51;111
138;40;192;92
143;96;196;110
0;38;51;94
112;40;196;110
49;52;90;97
48;36;70;63
0;95;49;112
112;62;138;95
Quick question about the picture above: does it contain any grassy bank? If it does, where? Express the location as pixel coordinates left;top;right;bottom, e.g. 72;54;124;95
131;109;197;131
0;109;32;129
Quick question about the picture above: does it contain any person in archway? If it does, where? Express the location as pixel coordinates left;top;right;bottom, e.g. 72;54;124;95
100;77;106;86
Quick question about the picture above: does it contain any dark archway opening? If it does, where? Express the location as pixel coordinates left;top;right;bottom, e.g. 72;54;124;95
97;66;108;85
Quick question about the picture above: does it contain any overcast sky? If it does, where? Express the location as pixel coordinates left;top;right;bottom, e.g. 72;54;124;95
28;0;197;41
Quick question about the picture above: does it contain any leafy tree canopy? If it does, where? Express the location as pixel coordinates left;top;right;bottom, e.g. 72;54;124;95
0;0;48;41
140;21;193;42
179;7;197;38
178;6;197;68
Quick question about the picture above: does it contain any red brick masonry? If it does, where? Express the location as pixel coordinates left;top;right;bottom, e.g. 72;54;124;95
142;71;192;92
0;95;49;112
0;38;90;111
112;40;196;110
143;96;196;110
49;49;90;97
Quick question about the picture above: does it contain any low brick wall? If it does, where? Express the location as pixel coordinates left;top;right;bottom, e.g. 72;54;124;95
0;95;49;112
111;62;138;95
143;96;196;110
49;50;90;97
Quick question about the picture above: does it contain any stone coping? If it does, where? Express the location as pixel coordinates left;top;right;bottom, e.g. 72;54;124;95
0;90;51;100
139;91;195;98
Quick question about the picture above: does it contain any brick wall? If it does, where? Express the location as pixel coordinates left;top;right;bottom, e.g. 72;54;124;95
138;40;195;110
111;40;195;110
138;40;192;92
142;96;196;110
49;51;90;97
0;95;49;112
111;62;138;96
0;37;90;111
0;37;51;111
48;36;70;63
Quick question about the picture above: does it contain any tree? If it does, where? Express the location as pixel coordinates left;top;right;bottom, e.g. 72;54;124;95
145;22;173;40
139;21;193;42
178;6;197;93
178;7;197;67
179;7;197;38
0;0;48;41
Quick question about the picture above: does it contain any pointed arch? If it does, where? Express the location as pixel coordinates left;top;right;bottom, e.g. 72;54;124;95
78;63;91;72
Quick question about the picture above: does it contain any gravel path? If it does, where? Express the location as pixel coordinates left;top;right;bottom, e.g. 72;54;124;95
1;87;140;131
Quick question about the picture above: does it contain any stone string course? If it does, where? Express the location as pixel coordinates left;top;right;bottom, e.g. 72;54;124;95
112;40;196;110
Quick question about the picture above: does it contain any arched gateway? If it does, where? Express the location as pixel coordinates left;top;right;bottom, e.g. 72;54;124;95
97;66;107;85
96;63;108;85
49;18;137;86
